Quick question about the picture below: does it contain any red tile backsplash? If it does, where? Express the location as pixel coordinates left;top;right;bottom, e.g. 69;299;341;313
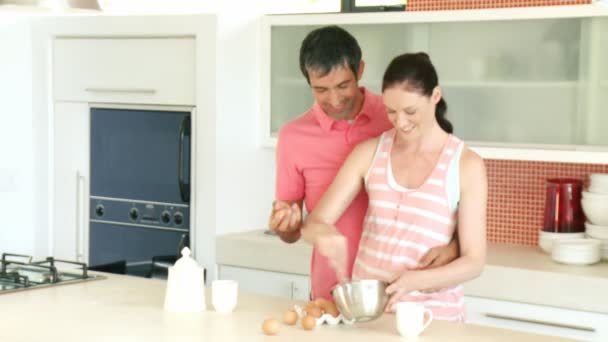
486;160;608;246
407;0;591;11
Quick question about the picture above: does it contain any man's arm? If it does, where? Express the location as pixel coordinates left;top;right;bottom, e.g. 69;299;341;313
271;126;305;243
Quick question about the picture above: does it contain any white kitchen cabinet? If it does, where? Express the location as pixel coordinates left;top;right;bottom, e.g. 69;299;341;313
53;37;195;105
52;101;90;262
466;295;608;342
260;5;608;163
217;265;310;301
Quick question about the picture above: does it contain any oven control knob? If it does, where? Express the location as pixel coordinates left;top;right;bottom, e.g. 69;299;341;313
173;212;184;226
95;204;105;217
161;211;171;224
129;208;139;221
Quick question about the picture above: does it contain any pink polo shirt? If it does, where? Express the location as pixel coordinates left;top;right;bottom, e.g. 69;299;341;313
275;87;392;300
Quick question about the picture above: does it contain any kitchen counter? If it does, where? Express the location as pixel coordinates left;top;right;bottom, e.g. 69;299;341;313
216;230;608;314
0;274;579;341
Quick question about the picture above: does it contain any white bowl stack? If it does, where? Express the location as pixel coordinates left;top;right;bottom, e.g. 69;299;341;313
551;238;602;265
582;173;608;261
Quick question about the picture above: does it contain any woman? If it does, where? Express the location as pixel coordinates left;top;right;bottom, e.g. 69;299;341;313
301;52;487;321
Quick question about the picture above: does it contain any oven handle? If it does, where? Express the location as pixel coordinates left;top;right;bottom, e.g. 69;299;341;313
84;87;156;94
178;116;191;203
75;171;86;262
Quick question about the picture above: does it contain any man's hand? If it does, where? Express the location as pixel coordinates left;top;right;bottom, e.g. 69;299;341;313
414;238;460;293
269;200;302;234
416;238;460;270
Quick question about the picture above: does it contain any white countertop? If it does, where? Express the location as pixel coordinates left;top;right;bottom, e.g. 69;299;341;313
0;273;579;341
216;230;608;314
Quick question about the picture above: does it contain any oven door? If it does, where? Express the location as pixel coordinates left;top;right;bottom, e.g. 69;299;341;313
90;107;190;204
89;107;191;273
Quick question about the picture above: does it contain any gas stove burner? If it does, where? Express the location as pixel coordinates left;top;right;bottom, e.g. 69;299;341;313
0;253;104;294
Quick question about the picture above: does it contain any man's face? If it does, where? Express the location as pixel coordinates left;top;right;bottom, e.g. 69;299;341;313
308;63;363;121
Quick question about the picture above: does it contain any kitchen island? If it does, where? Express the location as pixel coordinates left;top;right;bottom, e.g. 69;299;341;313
0;273;579;341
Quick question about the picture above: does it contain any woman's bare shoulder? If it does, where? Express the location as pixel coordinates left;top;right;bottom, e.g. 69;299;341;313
460;145;486;181
355;136;382;154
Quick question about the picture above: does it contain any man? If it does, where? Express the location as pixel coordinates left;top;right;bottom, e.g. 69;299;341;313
269;26;458;300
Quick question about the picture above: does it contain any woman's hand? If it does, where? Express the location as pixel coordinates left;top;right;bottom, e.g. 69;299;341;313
385;271;414;311
308;222;348;283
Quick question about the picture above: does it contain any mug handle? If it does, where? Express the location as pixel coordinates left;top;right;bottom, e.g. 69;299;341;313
421;308;433;333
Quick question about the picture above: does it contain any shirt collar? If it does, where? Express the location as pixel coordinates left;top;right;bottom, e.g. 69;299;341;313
311;87;375;132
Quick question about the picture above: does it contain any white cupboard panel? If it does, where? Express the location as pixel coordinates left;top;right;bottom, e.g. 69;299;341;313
466;296;608;342
53;37;195;105
52;101;90;262
218;265;310;301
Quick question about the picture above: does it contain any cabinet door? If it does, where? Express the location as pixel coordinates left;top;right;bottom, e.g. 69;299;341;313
466;296;608;342
217;265;310;301
53;102;90;262
53;38;195;105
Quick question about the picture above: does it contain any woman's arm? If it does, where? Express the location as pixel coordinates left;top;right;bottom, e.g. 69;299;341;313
301;137;379;280
386;147;487;307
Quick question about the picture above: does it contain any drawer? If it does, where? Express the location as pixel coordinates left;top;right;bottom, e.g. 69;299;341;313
466;296;608;341
218;265;311;301
53;37;195;105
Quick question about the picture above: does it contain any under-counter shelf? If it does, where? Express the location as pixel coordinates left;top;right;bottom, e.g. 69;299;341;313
441;81;580;88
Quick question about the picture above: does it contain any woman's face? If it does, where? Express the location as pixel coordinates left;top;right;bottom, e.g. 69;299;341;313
383;84;441;140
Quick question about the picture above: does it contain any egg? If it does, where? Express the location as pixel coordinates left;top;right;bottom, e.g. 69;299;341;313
301;314;316;331
314;298;340;317
305;302;323;318
283;309;298;325
262;318;280;335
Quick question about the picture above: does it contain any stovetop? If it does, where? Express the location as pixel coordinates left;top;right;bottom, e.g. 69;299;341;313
0;253;104;294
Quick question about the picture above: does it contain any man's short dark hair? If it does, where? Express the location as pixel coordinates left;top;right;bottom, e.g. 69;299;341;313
299;25;362;84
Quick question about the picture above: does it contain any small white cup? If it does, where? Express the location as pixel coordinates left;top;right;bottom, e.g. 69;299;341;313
212;280;238;314
395;302;433;338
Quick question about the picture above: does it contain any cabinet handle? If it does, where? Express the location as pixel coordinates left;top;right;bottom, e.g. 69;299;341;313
75;172;86;262
84;87;157;94
484;313;595;332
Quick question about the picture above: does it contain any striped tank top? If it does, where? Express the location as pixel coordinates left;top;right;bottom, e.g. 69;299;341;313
352;129;466;321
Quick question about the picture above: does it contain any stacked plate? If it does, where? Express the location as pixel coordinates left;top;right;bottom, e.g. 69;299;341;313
582;173;608;261
585;222;608;260
538;231;585;254
551;238;601;265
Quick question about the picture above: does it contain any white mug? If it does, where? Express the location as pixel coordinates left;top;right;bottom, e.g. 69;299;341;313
212;280;238;314
395;302;433;338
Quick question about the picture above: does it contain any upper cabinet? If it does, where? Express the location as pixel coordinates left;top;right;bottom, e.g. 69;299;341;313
260;5;608;162
53;37;195;105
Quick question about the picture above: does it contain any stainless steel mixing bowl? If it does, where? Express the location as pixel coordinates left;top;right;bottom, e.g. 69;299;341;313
330;279;389;322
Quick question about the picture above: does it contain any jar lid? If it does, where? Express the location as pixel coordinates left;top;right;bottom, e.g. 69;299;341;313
173;247;200;273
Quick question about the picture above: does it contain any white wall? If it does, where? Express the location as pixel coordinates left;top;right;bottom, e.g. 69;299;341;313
0;18;35;255
1;2;304;263
214;2;276;236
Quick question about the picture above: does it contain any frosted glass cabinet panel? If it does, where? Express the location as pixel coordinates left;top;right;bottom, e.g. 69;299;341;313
267;16;608;147
429;18;581;145
592;17;608;145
